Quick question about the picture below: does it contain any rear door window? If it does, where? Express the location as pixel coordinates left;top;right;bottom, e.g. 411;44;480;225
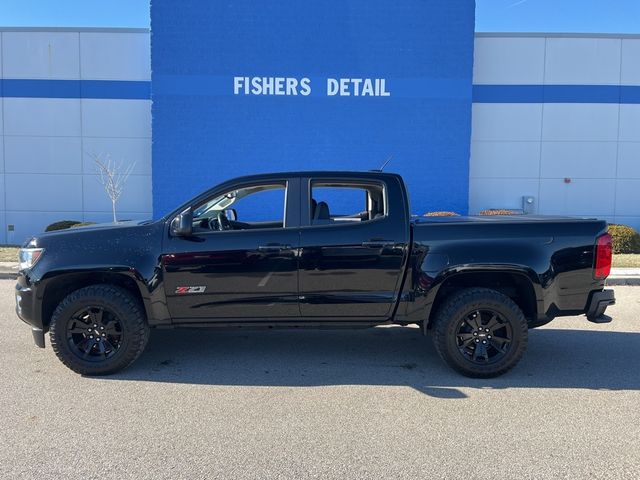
309;182;386;225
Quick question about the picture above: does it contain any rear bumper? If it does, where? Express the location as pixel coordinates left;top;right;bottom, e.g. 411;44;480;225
586;289;615;323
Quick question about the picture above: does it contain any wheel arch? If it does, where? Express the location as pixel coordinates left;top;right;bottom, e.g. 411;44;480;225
423;269;539;332
40;270;149;331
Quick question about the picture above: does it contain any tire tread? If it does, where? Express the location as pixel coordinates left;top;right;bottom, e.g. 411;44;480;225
49;284;149;375
432;287;528;378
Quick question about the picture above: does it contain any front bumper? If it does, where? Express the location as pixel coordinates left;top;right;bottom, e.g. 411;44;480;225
15;274;46;348
586;289;615;323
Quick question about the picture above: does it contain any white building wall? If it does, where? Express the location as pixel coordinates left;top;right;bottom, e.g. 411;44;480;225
470;33;640;230
3;29;638;241
0;28;151;245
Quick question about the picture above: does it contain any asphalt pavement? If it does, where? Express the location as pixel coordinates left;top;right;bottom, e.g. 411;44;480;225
1;280;639;479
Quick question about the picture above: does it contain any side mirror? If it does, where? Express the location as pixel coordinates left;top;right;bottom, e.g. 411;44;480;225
224;208;237;222
171;207;193;236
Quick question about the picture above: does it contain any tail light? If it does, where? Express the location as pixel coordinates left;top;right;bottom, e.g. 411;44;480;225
594;233;612;279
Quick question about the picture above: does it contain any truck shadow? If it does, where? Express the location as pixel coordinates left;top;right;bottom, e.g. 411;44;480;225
106;326;640;398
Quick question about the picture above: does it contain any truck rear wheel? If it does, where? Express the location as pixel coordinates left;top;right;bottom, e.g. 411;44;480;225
432;288;528;378
49;284;150;375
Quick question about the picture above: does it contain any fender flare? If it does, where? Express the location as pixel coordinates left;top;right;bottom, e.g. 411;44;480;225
409;264;543;331
37;266;170;329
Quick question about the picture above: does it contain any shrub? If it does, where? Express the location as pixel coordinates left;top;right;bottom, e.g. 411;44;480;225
45;220;83;232
424;211;459;217
479;209;520;216
70;222;97;229
609;224;640;254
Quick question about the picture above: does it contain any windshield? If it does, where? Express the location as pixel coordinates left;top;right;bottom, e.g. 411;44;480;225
193;192;236;218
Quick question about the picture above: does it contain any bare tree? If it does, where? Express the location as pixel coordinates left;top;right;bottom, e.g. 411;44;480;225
90;153;136;223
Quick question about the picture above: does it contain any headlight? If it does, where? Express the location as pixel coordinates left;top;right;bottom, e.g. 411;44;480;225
18;248;44;270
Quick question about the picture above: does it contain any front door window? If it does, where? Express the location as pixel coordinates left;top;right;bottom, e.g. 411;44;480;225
193;183;287;231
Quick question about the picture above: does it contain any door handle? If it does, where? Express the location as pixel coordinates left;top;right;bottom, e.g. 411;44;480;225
361;240;395;248
258;244;292;252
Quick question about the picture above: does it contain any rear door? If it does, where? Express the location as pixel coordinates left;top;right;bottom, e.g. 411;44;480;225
298;175;410;318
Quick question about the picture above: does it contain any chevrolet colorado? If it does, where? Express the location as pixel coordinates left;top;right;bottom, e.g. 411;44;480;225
15;171;615;377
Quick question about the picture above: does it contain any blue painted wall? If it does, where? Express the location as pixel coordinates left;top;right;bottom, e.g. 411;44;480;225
151;1;476;217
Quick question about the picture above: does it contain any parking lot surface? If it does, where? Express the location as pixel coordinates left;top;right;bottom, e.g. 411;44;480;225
1;280;639;479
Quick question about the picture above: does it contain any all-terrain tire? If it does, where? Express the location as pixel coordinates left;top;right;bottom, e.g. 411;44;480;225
432;288;528;378
49;284;150;375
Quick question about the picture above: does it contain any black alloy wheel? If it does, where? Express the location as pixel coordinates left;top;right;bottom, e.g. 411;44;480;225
455;309;513;365
431;288;528;378
50;284;150;375
66;306;124;362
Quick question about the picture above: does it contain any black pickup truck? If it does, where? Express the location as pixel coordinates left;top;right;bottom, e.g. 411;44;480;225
15;171;615;377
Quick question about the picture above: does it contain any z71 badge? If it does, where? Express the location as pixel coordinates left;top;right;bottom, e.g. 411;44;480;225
175;286;207;294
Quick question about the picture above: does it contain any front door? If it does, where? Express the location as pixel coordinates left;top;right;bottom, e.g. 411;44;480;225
162;179;301;322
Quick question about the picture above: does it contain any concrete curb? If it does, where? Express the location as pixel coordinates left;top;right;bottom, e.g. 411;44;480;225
606;277;640;286
0;262;18;280
607;268;640;285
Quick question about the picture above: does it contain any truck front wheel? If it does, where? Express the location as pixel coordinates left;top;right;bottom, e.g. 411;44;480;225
432;288;528;378
49;284;150;375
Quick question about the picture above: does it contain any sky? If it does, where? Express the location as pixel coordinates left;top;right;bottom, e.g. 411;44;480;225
0;0;150;28
475;0;640;33
0;0;638;33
